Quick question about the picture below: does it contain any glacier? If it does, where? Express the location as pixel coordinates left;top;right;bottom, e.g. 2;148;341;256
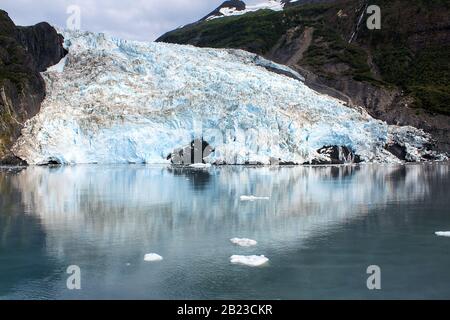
12;30;445;165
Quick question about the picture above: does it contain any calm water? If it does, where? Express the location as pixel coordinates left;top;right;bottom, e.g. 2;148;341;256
0;163;449;300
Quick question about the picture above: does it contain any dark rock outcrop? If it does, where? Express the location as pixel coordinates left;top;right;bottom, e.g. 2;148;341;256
385;143;407;161
168;139;214;165
310;146;362;165
0;153;27;166
0;10;66;163
17;22;67;72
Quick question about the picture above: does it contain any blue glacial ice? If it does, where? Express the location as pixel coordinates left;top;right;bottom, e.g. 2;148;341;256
12;30;446;165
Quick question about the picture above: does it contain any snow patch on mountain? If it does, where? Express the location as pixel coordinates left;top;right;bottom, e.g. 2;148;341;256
12;30;445;165
206;0;285;20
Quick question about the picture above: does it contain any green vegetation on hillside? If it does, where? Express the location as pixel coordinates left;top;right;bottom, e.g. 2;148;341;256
362;0;450;115
160;4;332;55
158;0;450;115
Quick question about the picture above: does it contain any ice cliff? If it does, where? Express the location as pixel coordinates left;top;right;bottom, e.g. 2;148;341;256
12;30;445;165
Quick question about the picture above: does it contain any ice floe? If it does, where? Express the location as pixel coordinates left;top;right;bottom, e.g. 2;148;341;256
240;195;270;201
230;255;269;267
189;163;212;169
144;253;163;261
230;238;258;247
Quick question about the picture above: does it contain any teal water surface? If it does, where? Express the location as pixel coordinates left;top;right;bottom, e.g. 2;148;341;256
0;163;449;299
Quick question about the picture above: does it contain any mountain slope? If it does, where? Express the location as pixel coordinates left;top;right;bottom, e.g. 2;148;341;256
0;10;66;163
12;30;444;165
157;0;450;153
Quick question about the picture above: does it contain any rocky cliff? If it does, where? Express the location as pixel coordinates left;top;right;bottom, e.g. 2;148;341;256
0;10;66;164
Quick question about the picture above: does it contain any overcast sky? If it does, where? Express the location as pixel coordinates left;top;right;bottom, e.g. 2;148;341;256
2;0;262;41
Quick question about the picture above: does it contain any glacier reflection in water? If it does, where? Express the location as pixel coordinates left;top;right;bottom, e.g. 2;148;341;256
0;163;449;299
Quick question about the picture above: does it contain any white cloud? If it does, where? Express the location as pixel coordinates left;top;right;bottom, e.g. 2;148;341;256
1;0;245;41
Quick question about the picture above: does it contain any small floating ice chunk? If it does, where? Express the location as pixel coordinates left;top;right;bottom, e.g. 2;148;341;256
240;195;270;201
230;255;269;267
144;253;163;262
230;238;258;247
189;163;211;168
435;231;450;237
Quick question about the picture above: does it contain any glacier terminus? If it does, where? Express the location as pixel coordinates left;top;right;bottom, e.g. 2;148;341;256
12;30;446;165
